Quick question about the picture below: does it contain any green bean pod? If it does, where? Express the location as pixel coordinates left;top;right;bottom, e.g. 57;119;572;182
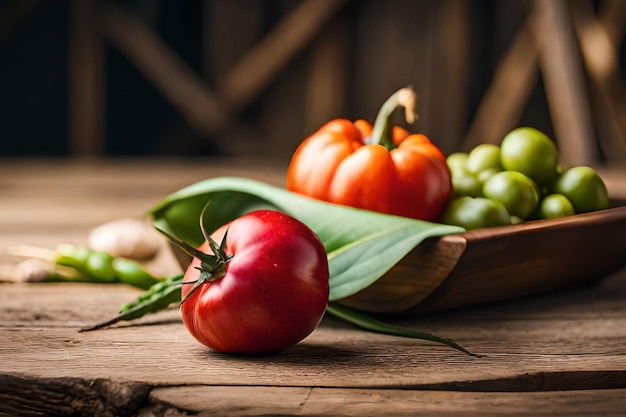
55;245;91;277
85;251;116;282
111;258;160;290
118;274;184;313
54;244;161;289
81;274;184;332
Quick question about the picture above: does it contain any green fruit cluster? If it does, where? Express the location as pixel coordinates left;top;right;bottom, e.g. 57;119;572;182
442;127;609;230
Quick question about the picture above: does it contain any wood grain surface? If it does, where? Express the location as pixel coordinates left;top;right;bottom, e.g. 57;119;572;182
1;159;625;416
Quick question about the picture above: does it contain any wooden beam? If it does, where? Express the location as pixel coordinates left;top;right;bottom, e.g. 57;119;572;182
532;0;598;167
203;0;264;83
597;0;626;152
571;0;626;163
598;0;626;43
305;19;349;134
68;0;104;156
463;19;539;151
0;0;40;47
99;2;227;136
427;0;470;154
219;0;350;115
100;0;348;153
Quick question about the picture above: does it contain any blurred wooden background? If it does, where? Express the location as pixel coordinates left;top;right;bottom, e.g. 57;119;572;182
0;0;625;168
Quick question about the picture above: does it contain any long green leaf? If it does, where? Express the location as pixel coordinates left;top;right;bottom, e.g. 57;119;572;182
149;177;463;301
326;303;479;356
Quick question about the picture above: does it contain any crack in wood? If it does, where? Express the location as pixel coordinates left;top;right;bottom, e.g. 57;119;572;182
2;369;626;416
0;373;156;417
388;370;626;392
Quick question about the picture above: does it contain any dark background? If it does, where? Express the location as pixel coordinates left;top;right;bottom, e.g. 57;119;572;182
0;0;623;160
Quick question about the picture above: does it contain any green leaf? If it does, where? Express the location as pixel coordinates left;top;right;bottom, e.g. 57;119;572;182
326;303;480;357
149;177;463;301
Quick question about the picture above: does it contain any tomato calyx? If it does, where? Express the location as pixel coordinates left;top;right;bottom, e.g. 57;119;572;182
367;86;418;150
156;222;232;305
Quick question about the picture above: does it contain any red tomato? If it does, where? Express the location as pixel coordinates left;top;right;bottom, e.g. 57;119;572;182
180;210;329;354
286;88;452;222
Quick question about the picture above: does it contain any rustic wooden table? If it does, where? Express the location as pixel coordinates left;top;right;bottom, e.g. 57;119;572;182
1;158;625;416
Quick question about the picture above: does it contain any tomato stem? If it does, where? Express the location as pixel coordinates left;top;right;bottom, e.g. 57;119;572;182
368;87;418;150
154;225;232;305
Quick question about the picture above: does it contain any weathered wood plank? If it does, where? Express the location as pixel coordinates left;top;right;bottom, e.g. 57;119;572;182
2;376;624;417
151;386;626;416
0;374;151;417
0;158;285;268
1;159;626;415
1;267;625;391
0;158;284;213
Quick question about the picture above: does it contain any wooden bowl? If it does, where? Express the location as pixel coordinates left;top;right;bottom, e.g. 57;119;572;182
338;204;626;315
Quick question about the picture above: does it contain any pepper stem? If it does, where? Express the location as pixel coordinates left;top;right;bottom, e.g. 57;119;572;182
368;87;418;150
